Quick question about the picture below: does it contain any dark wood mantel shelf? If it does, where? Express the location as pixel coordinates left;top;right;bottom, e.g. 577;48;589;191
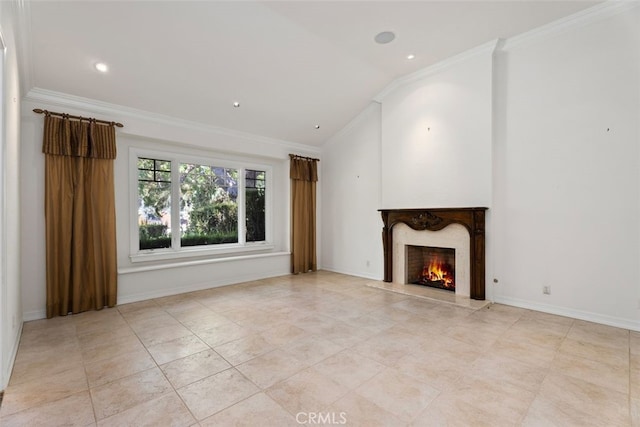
379;207;488;300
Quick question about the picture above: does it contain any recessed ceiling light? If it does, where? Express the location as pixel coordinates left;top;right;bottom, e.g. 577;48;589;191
314;125;320;129
374;31;395;44
94;62;108;73
233;102;240;108
407;54;416;60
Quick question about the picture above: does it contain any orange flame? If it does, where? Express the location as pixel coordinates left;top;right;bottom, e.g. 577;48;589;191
421;257;454;288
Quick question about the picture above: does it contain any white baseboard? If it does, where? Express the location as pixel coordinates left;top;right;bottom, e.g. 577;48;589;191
494;295;640;332
1;322;23;390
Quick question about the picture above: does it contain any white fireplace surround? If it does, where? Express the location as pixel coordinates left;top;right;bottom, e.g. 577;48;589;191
392;222;471;297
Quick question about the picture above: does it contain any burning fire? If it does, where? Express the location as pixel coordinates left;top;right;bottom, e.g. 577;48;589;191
421;257;454;289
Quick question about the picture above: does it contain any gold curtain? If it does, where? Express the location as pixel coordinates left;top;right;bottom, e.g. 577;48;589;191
290;155;318;274
43;115;118;318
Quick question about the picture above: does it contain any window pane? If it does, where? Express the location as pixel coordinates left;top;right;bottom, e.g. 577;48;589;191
180;163;238;247
138;157;172;250
246;169;266;242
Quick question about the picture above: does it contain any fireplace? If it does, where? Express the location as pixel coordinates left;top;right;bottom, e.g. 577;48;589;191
379;208;487;300
406;245;455;291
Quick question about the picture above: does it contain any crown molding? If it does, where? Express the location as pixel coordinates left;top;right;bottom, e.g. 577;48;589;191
13;0;34;97
24;87;320;155
502;0;640;51
373;39;499;103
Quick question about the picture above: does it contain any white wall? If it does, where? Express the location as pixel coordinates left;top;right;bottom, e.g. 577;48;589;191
0;1;23;390
321;103;383;279
322;3;640;330
20;93;319;320
492;5;640;329
380;46;494;209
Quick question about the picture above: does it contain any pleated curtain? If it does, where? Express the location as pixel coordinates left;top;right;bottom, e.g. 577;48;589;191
290;156;318;274
43;114;118;318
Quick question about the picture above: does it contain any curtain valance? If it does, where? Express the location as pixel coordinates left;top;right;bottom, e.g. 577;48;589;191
289;156;318;182
42;115;117;159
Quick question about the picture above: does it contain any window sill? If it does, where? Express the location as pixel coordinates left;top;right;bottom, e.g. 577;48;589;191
119;250;289;275
129;243;275;264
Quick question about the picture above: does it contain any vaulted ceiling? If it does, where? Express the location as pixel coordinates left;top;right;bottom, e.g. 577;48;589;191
24;1;599;146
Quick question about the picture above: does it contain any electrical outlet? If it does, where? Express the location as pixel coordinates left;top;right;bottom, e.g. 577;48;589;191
543;286;551;295
366;260;370;267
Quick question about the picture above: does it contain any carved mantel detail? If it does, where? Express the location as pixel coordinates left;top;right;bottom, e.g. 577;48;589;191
379;207;488;300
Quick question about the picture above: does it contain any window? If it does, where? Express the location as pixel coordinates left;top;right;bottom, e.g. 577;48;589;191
180;163;238;247
245;169;266;242
138;158;172;250
132;150;271;261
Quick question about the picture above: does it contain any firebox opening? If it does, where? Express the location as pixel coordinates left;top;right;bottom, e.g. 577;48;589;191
406;245;455;292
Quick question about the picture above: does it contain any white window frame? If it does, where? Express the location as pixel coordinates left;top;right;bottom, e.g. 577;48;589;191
129;147;273;263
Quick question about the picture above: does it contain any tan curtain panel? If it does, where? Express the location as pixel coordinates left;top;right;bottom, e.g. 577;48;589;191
43;115;118;318
290;156;318;274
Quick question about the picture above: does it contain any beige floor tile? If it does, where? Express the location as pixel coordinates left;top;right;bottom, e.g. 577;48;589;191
194;322;253;348
631;354;640;399
21;316;76;334
145;334;209;365
0;391;95;427
236;349;308;389
523;394;623;427
85;347;156;388
567;319;630;350
356;367;440;422
631;331;640;355
259;323;309;346
412;391;518;427
327;392;403;427
200;392;298;427
558;337;629;369
16;329;78;353
0;366;88;417
135;323;194;347
126;312;183;334
97;392;196;427
283;335;345;366
632;398;640;427
425;376;536;425
267;367;349;415
550;351;629;394
395;352;470;392
440;324;503;350
467;354;547;393
347;313;396;333
9;345;83;386
179;312;234;333
535;372;630;426
312;349;386;390
160;349;231;389
81;333;147;365
350;330;420;366
74;309;129;336
90;367;173;420
500;325;565;350
116;299;160;314
177;368;259;420
77;326;137;351
4;271;637;427
214;333;278;365
490;336;559;367
168;305;216;322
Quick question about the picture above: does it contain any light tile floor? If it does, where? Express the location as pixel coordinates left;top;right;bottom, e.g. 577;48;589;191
0;271;638;426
